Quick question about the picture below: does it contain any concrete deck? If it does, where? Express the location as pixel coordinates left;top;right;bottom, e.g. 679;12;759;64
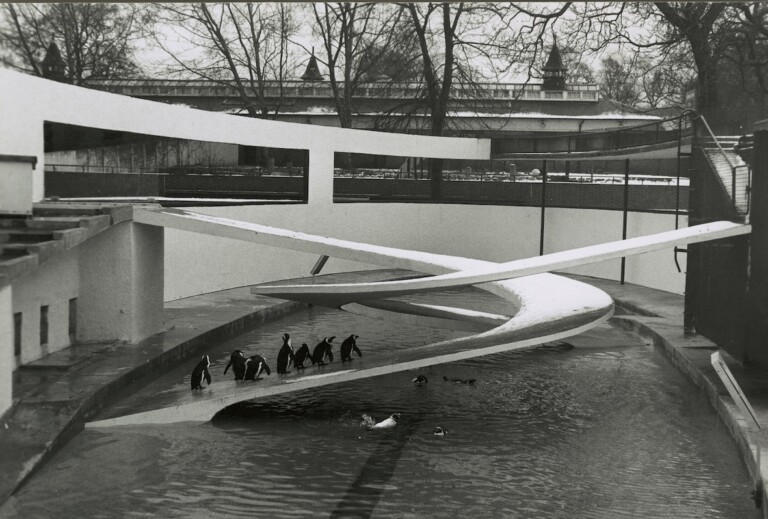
0;273;767;515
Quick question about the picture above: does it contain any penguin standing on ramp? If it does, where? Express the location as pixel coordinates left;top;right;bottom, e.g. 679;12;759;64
224;350;247;380
244;354;271;380
191;355;212;390
312;336;335;366
340;334;362;363
293;343;313;369
276;333;295;374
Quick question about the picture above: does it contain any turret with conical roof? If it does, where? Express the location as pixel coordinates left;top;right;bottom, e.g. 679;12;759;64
301;48;324;82
542;37;566;91
41;42;68;83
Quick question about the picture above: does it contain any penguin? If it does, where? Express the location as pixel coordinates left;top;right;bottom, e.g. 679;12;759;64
276;333;295;374
371;413;400;429
294;343;314;369
412;374;429;386
312;336;335;366
443;375;476;385
340;334;362;362
191;355;212;390
433;426;448;436
223;349;247;380
244;354;271;380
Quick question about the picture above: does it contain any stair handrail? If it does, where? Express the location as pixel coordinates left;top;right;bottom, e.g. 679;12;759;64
697;114;737;169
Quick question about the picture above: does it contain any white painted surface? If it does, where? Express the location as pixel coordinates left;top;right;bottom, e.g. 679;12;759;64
249;221;748;301
0;69;489;202
0;161;35;215
77;222;164;343
160;204;688;301
12;248;79;362
0;285;12;417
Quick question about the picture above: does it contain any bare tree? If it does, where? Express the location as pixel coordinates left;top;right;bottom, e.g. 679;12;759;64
0;3;145;84
152;3;297;119
311;2;414;130
405;2;571;198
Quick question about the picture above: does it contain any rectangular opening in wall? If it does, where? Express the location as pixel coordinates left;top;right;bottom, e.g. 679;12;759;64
13;313;22;357
333;152;432;202
40;305;49;347
334;151;688;212
69;298;77;343
44;122;309;206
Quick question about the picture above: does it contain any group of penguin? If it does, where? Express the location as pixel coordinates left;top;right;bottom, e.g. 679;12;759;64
190;333;362;390
189;332;475;435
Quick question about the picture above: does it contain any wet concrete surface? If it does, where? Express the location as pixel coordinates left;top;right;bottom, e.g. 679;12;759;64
1;272;767;516
0;287;302;505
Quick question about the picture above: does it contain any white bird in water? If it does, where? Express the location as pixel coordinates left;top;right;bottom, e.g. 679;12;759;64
361;413;401;429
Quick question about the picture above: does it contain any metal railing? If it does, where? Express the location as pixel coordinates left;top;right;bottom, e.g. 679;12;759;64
696;115;752;218
493;112;695;157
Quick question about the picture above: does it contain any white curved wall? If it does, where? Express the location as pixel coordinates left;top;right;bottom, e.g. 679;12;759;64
163;203;687;301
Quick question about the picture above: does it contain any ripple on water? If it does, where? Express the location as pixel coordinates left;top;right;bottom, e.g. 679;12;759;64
1;296;760;519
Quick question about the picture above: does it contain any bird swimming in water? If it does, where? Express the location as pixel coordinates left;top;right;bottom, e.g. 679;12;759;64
224;350;247;380
293;343;313;369
191;355;212;390
443;375;476;385
244;354;271;380
433;426;448;436
276;333;295;374
361;413;400;430
412;374;429;386
340;334;362;362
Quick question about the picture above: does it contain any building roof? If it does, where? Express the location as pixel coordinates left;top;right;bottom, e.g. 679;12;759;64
543;41;565;72
301;53;324;82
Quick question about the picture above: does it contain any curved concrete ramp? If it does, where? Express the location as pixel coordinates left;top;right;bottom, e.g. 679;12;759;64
85;208;622;427
91;210;749;427
87;274;611;427
252;221;751;304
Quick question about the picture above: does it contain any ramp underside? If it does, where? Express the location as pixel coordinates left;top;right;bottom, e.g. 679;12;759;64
90;209;746;427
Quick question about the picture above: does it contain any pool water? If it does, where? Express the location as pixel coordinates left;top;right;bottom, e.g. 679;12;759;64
0;292;759;518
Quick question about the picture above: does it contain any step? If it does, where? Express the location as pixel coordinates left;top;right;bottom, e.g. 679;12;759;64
0;229;55;244
0;245;31;261
33;204;105;217
0;217;32;229
23;217;86;230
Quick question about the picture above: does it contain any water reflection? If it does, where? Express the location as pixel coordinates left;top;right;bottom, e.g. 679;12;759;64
1;295;760;518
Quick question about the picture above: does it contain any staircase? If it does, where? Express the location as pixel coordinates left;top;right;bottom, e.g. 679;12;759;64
0;203;133;288
701;135;751;218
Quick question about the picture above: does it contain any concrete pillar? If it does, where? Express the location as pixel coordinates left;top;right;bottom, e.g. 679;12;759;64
307;146;334;207
78;222;164;343
0;284;12;417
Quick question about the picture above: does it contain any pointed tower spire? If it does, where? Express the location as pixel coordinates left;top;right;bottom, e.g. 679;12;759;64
542;35;566;91
301;47;324;82
41;41;68;83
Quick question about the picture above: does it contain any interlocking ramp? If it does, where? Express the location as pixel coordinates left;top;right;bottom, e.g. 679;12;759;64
86;209;750;426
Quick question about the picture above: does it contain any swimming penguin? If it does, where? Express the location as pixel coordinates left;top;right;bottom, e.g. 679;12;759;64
276;333;295;374
433;426;448;436
340;334;362;362
191;355;212;390
244;354;271;380
223;349;247;380
443;375;476;385
294;343;314;369
412;374;429;386
312;336;335;366
371;413;400;429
